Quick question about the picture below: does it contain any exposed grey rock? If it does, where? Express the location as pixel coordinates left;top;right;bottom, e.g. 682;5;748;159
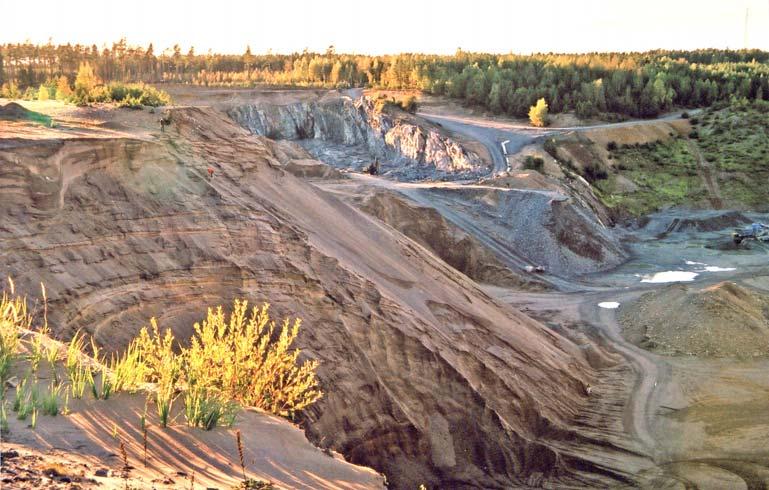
228;97;488;179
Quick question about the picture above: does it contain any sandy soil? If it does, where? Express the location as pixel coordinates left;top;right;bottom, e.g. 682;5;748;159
0;97;607;488
0;346;383;490
3;90;768;489
1;395;384;490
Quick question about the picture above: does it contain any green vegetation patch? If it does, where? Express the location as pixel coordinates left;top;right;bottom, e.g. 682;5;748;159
1;62;171;108
0;102;53;126
595;99;769;217
595;138;702;216
696;99;769;172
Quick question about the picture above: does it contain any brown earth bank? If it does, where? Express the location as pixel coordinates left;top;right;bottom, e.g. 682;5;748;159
0;101;635;488
652;211;753;234
620;281;769;358
0;102;35;119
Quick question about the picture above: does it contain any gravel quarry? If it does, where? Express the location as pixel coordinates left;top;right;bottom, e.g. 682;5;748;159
2;87;769;489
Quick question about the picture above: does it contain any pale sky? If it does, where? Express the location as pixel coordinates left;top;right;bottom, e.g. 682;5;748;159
3;0;769;55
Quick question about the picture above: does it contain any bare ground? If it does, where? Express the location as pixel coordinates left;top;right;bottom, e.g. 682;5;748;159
3;92;768;489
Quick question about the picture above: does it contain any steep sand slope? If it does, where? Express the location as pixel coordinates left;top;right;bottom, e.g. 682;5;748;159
337;187;547;290
1;105;623;488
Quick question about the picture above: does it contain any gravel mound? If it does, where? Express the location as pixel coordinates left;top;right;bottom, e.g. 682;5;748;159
663;211;752;233
621;281;769;358
424;187;627;276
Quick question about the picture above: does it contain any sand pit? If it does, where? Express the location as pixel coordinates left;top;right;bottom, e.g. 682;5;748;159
0;101;609;488
621;282;769;357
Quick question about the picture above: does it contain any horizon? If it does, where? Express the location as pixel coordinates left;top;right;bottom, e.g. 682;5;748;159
4;0;769;56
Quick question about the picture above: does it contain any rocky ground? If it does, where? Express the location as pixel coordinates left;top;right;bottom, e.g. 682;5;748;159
339;187;547;290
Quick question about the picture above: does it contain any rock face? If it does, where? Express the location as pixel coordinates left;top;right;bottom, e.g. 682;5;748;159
0;106;624;488
228;97;487;176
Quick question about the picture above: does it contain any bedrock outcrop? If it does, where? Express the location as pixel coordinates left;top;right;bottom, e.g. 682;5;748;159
228;96;487;176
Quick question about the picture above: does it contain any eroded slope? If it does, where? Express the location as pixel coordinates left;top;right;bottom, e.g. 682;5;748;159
1;105;625;488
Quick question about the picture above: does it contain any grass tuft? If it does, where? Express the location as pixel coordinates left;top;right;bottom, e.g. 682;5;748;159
41;382;62;416
0;401;8;434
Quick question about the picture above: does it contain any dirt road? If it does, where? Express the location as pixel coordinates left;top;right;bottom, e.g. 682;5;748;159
417;109;700;175
489;209;769;488
417;112;547;174
498;289;665;452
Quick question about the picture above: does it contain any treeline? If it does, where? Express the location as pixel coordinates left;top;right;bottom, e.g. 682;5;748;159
3;40;769;117
1;60;170;107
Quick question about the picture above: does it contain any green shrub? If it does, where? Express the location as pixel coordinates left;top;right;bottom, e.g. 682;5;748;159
184;388;238;430
41;382;61;416
523;155;544;171
70;80;171;108
582;161;608;181
135;320;181;427
13;377;27;412
375;95;418;115
1;402;8;434
66;333;93;399
117;95;144;109
1;82;21;99
606;141;618;151
528;98;549;127
107;83;170;107
543;139;558;158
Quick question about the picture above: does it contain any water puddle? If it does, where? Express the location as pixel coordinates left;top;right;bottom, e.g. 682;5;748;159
598;302;620;309
638;261;738;283
641;271;699;283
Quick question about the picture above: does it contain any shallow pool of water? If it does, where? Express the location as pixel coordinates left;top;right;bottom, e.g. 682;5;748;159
703;266;736;272
640;271;699;283
598;302;620;309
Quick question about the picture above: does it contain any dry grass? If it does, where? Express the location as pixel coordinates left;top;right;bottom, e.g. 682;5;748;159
133;300;322;428
0;278;30;388
185;301;322;418
1;280;322;438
